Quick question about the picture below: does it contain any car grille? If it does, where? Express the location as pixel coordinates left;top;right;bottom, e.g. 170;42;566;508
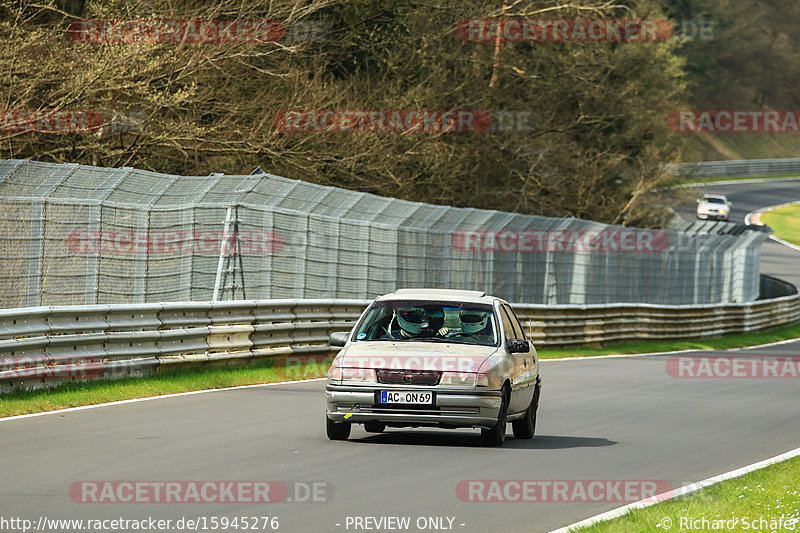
369;406;441;412
376;369;442;385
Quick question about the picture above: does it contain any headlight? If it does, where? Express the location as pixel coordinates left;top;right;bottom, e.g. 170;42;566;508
440;372;477;387
719;208;728;214
340;367;376;382
328;365;375;384
328;364;342;384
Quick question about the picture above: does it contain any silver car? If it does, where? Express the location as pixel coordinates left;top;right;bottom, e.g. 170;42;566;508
696;193;731;221
325;289;541;446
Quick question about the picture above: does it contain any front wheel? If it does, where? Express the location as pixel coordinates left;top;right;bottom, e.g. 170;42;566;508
326;416;351;440
481;389;508;446
512;382;540;439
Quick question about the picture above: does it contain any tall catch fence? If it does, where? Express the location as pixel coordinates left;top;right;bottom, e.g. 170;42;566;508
0;159;771;309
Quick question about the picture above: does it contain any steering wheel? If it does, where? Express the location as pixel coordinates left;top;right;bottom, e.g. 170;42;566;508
447;331;480;340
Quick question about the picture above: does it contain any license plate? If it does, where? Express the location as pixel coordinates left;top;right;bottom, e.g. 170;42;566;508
380;391;434;404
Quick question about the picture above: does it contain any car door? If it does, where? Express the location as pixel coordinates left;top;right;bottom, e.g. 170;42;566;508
499;304;535;414
506;304;538;386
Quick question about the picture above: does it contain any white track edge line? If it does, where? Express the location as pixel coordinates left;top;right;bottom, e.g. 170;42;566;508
0;377;327;422
768;234;800;252
549;445;800;533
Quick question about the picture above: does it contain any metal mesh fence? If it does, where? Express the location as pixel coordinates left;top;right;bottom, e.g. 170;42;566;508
0;159;771;308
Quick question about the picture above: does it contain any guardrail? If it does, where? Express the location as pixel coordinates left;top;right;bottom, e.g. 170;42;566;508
0;300;367;391
668;158;800;178
515;295;800;347
2;285;799;390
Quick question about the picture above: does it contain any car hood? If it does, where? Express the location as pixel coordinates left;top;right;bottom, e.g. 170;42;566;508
337;341;499;373
699;201;725;209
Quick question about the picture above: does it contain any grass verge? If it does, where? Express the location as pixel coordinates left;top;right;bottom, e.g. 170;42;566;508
761;203;800;246
573;455;800;532
2;321;800;418
0;356;331;418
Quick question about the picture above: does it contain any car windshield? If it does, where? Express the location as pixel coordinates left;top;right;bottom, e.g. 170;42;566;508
353;300;498;346
704;197;726;204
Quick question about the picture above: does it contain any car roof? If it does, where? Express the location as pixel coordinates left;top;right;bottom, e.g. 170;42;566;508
376;288;499;305
702;194;727;200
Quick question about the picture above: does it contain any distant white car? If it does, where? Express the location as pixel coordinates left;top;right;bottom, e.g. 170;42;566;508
696;194;731;221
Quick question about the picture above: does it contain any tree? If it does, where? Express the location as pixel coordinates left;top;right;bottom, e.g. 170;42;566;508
1;0;689;226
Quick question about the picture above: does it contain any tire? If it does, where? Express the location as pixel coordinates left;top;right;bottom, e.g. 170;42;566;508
481;388;509;446
363;421;386;433
326;416;351;440
512;382;540;439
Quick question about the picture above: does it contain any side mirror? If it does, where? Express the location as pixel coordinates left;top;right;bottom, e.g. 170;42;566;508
508;339;530;353
696;198;701;203
329;331;349;347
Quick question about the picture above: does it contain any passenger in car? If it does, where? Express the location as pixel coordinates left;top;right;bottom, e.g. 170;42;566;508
381;307;449;339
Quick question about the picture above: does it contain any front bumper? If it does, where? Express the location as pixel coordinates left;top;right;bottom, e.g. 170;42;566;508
325;384;502;429
697;212;728;221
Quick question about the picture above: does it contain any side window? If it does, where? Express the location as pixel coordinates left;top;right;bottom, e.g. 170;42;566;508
505;305;528;341
499;305;521;340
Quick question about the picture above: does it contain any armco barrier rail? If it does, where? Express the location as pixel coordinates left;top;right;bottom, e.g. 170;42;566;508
668;158;800;178
2;286;799;390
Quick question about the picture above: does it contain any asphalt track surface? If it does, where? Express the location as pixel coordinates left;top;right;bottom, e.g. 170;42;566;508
1;179;799;533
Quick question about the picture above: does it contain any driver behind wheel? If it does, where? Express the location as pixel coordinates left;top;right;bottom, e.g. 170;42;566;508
382;306;450;339
381;307;428;339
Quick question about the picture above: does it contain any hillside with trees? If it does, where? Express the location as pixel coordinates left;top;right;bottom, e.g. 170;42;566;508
4;0;789;225
664;0;800;160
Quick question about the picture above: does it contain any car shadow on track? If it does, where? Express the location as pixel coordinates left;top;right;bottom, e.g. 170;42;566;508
514;435;617;449
350;432;616;449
